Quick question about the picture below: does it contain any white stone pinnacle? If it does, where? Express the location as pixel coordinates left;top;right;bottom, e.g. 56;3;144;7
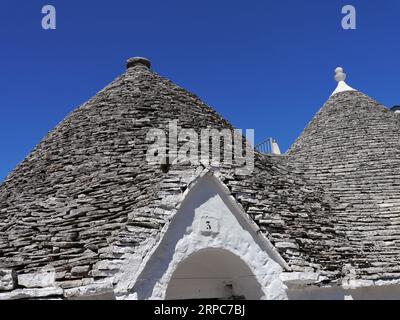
330;67;356;97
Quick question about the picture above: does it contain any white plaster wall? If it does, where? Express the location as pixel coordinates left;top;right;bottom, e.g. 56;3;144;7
349;285;400;300
130;174;287;300
287;287;348;300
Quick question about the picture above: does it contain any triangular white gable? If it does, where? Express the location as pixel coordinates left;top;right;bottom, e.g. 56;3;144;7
129;171;288;300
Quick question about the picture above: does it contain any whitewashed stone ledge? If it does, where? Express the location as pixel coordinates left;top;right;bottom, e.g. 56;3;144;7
0;287;63;300
342;279;374;290
0;269;16;291
17;269;55;288
63;282;115;300
374;279;400;287
280;272;321;287
342;278;400;290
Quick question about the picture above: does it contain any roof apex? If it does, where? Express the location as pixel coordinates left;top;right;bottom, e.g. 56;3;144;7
126;57;151;69
330;67;357;97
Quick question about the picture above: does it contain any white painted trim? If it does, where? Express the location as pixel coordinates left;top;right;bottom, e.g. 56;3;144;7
330;81;356;97
204;171;291;271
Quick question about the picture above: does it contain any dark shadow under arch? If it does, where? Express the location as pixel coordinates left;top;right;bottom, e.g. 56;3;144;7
166;248;264;300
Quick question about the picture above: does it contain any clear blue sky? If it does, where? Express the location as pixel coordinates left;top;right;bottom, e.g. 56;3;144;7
1;0;399;182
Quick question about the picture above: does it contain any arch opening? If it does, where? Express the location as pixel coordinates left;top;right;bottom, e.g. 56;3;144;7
165;248;264;300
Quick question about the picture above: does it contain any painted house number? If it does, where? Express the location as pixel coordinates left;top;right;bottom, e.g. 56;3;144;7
200;216;219;235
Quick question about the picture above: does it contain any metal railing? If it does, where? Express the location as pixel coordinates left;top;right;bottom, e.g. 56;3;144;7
255;137;278;154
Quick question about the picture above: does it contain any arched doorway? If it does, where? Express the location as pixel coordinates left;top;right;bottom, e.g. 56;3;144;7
165;248;264;300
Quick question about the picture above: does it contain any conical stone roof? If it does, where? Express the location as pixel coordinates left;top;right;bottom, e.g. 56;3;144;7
0;58;346;298
0;59;234;267
287;88;400;280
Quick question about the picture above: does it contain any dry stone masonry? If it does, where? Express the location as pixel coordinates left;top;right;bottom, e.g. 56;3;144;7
0;58;399;299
